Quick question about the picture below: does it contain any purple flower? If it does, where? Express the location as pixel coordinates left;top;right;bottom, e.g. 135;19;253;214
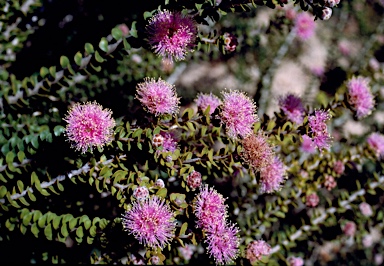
147;10;197;61
241;131;275;171
346;76;375;119
158;131;178;153
64;101;115;153
220;90;258;139
259;156;287;194
300;134;317;154
204;222;240;265
136;77;180;116
246;240;271;264
195;92;222;115
193;185;228;229
294;12;316;41
367;132;384;159
278;93;305;124
288;256;304;266
307;109;332;151
122;196;176;249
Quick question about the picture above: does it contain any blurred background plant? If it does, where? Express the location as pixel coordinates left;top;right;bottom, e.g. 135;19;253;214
0;0;384;265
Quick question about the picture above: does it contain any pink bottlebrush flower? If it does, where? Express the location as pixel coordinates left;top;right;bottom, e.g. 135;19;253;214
333;160;345;175
308;109;332;151
193;184;228;229
343;221;356;237
220;90;258;139
133;186;149;201
136;77;180;116
246;240;271;264
300;134;317;154
241;131;275;172
146;10;197;61
64;101;115;153
204;222;240;265
288;256;304;266
278;93;306;124
359;202;373;217
122;196;176;249
259;156;287;194
294;12;316;41
195;92;222;115
367;132;384;159
324;175;336;190
346;76;375;119
186;170;202;191
306;193;320;207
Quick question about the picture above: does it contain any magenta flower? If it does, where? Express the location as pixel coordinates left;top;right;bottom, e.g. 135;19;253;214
64;101;115;153
278;93;305;124
241;131;275;171
294;12;316;41
300;134;317;154
147;10;197;61
193;185;228;229
346;76;375;119
307;109;332;151
259;156;287;194
195;92;222;115
204;222;240;265
367;132;384;159
136;77;180;116
246;240;271;264
220;90;258;139
122;196;176;249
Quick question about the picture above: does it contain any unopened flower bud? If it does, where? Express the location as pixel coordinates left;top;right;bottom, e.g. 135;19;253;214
133;186;149;200
223;32;238;52
320;7;332;20
152;133;165;148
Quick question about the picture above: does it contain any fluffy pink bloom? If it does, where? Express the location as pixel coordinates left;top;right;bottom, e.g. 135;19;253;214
278;93;305;124
359;202;373;217
346;76;375;119
367;132;384;159
308;109;332;151
300;134;317;154
306;193;320;207
220;90;258;139
147;10;197;61
288;256;304;266
64;101;115;153
122;196;176;249
195;92;222;115
187;170;202;190
241;131;275;171
159;131;178;153
136;77;180;116
259;156;287;194
333;160;345;175
193;185;228;229
246;240;271;264
133;186;149;201
294;12;316;41
204;222;240;265
343;221;356;237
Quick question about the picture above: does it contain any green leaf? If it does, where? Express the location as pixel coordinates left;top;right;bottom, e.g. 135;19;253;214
17;151;25;163
60;56;70;68
27;189;36;201
6;151;15;164
156;188;167;198
17;180;24;193
31;223;39;237
53;216;61;230
38;214;47;228
61;224;69;237
84;43;94;54
179;222;188;236
130;21;138;38
44;224;53;240
31;136;39;149
94;51;105;63
69;218;78;230
49;66;56;77
99;37;109;53
74;52;83;66
0;186;7;198
76;226;84;238
53;125;65;137
111;28;123;40
40;67;49;78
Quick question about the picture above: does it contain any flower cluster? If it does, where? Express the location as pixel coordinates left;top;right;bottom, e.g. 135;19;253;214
346;76;375;119
186;170;202;191
366;132;384;159
122;196;176;249
294;12;316;41
278;93;306;124
195;92;222;115
307;109;332;151
245;240;271;264
64;101;115;153
259;156;287;194
147;10;197;61
306;192;320;207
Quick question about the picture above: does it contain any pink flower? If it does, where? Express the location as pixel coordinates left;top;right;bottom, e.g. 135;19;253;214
288;256;304;266
223;32;238;52
324;175;337;190
359;202;373;217
343;221;356;237
193;185;228;229
259;156;287;194
278;93;305;124
294;12;316;41
300;134;317;154
136;77;180;116
64;101;115;153
187;170;202;191
122;196;176;249
367;132;384;159
204;222;240;265
159;131;178;153
346;76;375;119
241;131;275;172
220;90;258;139
178;244;196;261
308;109;332;151
333;160;345;175
147;10;197;61
195;92;222;115
306;193;320;207
246;240;271;264
133;186;149;201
